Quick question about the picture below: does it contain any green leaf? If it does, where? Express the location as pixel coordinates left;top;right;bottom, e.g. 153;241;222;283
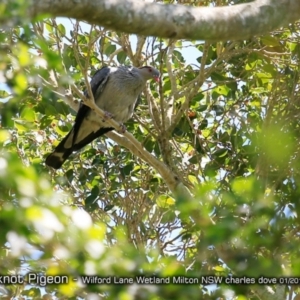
57;23;66;36
0;130;10;142
211;72;227;82
214;85;230;96
188;156;198;164
173;50;185;66
232;177;255;197
117;51;127;64
20;107;35;122
120;163;134;176
198;105;208;112
0;89;10;98
14;120;27;131
156;195;175;208
213;148;228;158
260;35;282;47
85;186;100;211
14;72;28;93
188;175;198;185
45;23;53;33
104;44;116;56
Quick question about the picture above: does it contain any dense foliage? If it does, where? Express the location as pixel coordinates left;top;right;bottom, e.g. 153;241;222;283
1;0;300;299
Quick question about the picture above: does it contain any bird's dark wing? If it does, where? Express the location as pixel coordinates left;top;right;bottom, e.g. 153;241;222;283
85;67;111;98
45;67;112;169
72;66;111;145
134;95;142;111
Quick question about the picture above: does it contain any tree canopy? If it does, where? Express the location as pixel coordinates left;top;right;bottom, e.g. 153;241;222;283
1;0;300;299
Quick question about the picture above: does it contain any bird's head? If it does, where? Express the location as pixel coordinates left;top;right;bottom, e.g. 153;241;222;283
139;66;160;82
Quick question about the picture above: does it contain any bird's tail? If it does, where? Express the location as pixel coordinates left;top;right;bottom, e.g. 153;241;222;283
45;132;74;169
45;126;114;169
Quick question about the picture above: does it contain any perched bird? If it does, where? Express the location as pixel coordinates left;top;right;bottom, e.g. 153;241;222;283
45;65;160;169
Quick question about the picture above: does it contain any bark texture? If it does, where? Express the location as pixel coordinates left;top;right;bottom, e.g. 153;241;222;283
27;0;300;41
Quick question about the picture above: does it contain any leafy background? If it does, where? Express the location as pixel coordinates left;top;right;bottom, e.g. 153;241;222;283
1;0;300;299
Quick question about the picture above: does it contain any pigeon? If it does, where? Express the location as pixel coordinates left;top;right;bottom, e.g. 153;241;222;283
45;65;160;169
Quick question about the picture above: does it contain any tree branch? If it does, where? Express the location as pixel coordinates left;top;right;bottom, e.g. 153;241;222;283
28;0;300;41
70;90;191;199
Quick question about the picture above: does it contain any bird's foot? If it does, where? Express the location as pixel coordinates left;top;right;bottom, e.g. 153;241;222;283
102;111;114;122
119;123;127;134
104;111;113;118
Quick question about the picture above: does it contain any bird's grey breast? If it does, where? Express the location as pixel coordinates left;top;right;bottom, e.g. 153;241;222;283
94;67;145;123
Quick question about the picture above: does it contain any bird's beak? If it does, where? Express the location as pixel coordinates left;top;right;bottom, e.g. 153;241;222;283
154;76;160;82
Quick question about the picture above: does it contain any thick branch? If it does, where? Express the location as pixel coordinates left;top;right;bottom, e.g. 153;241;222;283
28;0;300;41
78;95;190;198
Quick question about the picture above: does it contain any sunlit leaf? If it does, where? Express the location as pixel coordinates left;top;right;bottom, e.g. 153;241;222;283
156;195;175;208
58;23;66;36
20;107;35;122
